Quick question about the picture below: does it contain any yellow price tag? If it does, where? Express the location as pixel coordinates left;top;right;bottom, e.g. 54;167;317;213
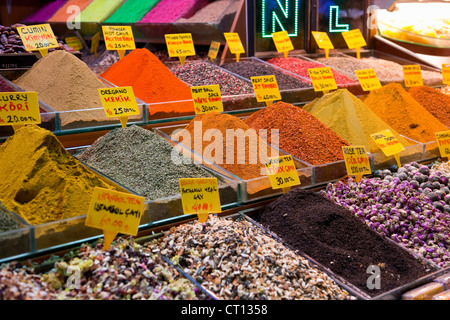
355;69;382;92
342;29;366;49
370;129;405;167
86;187;145;250
436;131;450;158
251;75;281;107
308;67;338;93
91;31;101;56
272;30;293;57
442;64;450;85
265;155;300;193
102;26;136;60
179;178;222;223
191;85;223;114
208;41;221;61
342;146;371;182
98;86;140;127
403;65;423;87
311;31;334;59
0;92;41;131
65;36;83;51
165;33;196;65
16;24;59;57
224;32;245;62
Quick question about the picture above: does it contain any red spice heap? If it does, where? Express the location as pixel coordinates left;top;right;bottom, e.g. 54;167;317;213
244;101;350;165
409;86;450;128
101;48;194;117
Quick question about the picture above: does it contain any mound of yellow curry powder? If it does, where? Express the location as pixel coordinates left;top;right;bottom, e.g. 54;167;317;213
0;125;118;225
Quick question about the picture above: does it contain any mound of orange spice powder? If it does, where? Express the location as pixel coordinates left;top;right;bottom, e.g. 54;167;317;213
244;101;350;165
172;112;277;181
101;48;194;118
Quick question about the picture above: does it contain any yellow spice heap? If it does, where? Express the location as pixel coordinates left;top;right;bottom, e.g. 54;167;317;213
0;125;117;225
303;89;410;153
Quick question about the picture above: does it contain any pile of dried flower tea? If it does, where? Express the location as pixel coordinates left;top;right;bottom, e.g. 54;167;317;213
158;215;353;300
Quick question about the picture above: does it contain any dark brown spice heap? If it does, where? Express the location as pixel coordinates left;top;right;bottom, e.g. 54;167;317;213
257;188;431;297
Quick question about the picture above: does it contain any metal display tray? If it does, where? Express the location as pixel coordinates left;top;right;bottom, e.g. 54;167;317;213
153;123;314;203
66;142;241;226
240;206;447;300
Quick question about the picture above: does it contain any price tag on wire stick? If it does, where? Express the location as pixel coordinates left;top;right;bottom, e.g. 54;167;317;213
16;24;59;57
370;129;405;167
91;31;101;57
65;36;83;51
403;65;423;87
165;33;195;66
355;69;381;92
179;178;222;223
436;130;450;158
102;26;136;60
442;64;450;85
191;85;223;114
251;75;281;107
208;41;221;62
272;30;293;58
265;155;300;193
98;86;140;127
0;92;41;131
342;29;366;59
311;31;334;59
224;32;245;62
86;187;145;250
342;146;372;182
308;67;337;94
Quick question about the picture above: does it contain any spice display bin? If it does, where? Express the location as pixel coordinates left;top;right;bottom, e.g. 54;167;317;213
369;135;425;171
374;267;450;300
51;101;147;134
338;49;444;87
153;123;313;203
67;144;241;226
216;57;321;105
377;20;450;49
28;232;217;300
28;151;148;252
255;55;365;97
0;75;57;140
152;213;358;300
146;168;240;225
423;140;440;162
0;210;32;260
310;159;348;186
240;206;442;300
0;53;39;70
